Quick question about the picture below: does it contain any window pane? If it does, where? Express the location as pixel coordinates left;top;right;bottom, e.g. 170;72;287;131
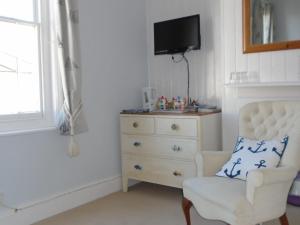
0;21;41;115
18;73;41;113
0;0;36;22
0;72;18;115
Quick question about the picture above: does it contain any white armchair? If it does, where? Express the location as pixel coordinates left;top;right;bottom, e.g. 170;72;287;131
182;101;300;225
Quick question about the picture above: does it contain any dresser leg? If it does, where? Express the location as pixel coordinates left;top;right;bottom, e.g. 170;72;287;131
122;176;128;192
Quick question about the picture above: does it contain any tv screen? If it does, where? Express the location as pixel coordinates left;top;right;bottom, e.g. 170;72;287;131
154;15;201;55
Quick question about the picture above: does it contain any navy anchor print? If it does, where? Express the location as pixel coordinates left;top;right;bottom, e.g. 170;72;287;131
246;160;267;178
233;137;244;153
224;158;242;178
272;136;289;158
255;160;267;168
247;140;267;153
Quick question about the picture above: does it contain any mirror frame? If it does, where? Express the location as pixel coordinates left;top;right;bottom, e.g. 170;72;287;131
243;0;300;53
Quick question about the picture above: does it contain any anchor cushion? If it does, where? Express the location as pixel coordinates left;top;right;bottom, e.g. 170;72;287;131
216;136;289;180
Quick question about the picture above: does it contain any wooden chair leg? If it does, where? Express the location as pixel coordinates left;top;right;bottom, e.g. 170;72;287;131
182;197;193;225
279;213;289;225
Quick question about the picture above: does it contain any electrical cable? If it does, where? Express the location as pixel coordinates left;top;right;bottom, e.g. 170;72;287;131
171;51;191;105
182;53;191;105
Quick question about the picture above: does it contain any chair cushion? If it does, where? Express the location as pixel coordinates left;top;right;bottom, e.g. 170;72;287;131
183;177;252;216
216;136;289;180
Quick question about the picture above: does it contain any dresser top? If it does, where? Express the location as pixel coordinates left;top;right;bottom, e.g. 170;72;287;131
120;109;221;116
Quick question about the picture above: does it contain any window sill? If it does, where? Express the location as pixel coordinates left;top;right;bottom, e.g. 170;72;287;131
0;126;56;137
0;111;56;136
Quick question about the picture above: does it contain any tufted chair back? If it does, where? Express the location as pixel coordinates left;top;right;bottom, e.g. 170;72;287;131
239;101;300;170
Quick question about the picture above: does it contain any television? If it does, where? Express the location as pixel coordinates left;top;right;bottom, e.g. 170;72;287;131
154;15;201;55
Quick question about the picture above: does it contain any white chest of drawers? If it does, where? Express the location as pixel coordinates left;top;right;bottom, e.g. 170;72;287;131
120;111;221;192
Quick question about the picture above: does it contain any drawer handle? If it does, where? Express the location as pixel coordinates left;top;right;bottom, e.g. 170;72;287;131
133;142;141;147
173;171;182;177
134;165;143;170
171;124;179;130
132;122;139;128
172;145;182;152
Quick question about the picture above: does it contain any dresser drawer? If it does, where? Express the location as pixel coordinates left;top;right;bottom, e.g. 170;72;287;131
122;135;197;160
121;117;154;134
156;118;198;137
123;155;196;188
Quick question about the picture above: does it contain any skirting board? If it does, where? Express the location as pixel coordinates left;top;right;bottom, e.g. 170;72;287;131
1;176;122;225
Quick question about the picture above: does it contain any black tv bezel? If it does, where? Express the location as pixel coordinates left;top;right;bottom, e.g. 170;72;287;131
154;14;201;55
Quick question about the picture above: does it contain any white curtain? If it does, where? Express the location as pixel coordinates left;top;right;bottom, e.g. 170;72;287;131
53;0;88;157
252;0;274;44
262;1;274;44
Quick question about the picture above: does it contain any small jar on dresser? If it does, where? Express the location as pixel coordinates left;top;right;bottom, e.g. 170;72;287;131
120;111;222;192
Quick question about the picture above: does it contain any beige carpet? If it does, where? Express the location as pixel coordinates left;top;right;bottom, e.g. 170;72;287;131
34;182;300;225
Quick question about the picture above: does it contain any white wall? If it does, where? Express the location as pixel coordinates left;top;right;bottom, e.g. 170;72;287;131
222;0;300;151
146;0;222;106
0;0;147;207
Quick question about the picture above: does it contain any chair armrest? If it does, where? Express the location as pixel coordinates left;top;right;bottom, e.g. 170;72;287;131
246;166;298;204
195;151;232;177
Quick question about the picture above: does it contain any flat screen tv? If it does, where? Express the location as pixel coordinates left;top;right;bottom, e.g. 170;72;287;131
154;15;201;55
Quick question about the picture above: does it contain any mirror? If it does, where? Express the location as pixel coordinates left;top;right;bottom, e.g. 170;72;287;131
243;0;300;53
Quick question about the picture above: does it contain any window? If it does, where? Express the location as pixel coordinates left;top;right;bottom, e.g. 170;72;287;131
0;0;54;134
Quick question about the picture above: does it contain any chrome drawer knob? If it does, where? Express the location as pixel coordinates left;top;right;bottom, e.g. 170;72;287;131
173;171;182;177
134;165;142;170
171;124;178;130
132;122;139;128
133;142;141;147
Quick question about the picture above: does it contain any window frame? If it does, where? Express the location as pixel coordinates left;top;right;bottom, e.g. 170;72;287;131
0;0;55;135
